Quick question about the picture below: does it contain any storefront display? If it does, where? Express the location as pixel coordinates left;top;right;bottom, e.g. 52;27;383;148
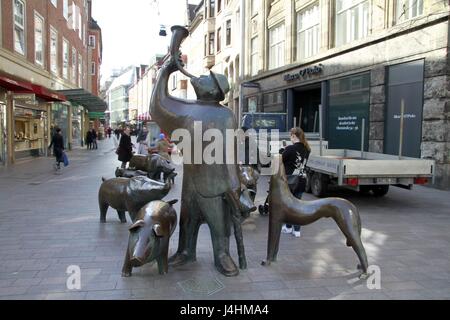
72;106;83;147
0;102;6;165
14;106;48;159
51;103;69;149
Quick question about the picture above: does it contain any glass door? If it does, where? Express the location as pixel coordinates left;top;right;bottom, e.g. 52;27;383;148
0;103;6;164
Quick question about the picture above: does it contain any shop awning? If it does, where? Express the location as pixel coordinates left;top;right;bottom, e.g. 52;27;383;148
31;84;66;102
0;74;67;102
0;75;34;92
57;88;107;112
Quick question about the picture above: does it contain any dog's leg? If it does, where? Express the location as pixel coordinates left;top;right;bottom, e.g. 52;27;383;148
232;215;247;269
263;216;283;265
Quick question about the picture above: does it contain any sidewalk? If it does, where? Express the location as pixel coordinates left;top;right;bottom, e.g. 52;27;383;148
0;138;450;300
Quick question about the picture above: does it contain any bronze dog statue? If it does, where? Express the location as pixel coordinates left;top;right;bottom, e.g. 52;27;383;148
121;200;178;277
262;156;369;277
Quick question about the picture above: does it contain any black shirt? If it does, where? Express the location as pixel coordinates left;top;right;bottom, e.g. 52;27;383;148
49;134;64;151
282;142;310;175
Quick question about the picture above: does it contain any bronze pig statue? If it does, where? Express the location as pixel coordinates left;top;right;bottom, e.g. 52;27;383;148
121;199;178;277
98;176;170;223
129;154;176;181
115;167;148;179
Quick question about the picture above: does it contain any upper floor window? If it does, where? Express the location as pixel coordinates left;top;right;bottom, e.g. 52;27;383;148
217;27;222;52
91;62;96;76
34;13;45;66
89;35;96;48
268;23;285;70
50;27;58;75
209;0;215;18
204;35;208;56
14;0;26;55
335;0;369;47
63;39;69;79
396;0;423;23
218;0;222;13
78;54;83;87
296;3;320;61
63;0;69;20
226;20;232;46
72;47;77;83
251;0;260;17
208;32;215;55
250;36;259;76
50;0;57;7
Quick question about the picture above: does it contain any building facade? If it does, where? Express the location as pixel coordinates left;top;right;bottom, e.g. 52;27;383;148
107;66;136;127
0;0;105;165
242;0;450;189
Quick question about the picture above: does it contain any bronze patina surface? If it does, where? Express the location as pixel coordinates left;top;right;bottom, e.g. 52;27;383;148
149;25;252;276
121;200;178;277
98;176;170;223
263;157;369;276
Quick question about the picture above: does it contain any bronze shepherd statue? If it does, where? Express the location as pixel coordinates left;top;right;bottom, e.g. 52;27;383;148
263;156;369;278
149;26;252;276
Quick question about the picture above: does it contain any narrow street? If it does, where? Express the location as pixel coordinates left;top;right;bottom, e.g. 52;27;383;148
0;138;449;300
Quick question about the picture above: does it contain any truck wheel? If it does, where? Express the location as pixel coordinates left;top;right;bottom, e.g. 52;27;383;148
311;172;328;197
371;185;389;197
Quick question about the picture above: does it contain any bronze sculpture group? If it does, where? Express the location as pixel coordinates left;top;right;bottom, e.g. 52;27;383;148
98;26;369;281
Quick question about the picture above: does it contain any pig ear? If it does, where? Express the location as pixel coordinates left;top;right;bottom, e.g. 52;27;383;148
168;199;178;206
152;224;164;237
129;220;145;231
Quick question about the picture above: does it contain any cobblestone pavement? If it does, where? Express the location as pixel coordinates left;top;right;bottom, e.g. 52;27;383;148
1;138;450;300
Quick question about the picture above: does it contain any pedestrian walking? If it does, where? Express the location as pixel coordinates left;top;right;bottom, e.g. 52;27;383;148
117;127;134;169
91;129;98;150
136;126;149;155
156;133;171;161
281;127;311;238
48;127;65;172
85;130;93;150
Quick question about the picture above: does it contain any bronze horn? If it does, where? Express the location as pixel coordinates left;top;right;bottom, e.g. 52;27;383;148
169;25;196;79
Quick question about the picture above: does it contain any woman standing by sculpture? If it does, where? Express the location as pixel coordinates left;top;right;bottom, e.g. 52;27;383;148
281;127;311;238
117;127;133;169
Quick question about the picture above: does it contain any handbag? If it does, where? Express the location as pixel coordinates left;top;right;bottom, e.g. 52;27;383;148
62;152;69;167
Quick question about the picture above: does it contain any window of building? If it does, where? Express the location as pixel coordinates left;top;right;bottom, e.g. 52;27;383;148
217;27;222;52
89;35;96;48
204;35;207;56
263;91;285;113
72;48;77;83
91;62;96;75
34;13;44;66
335;0;369;47
78;6;82;39
251;0;260;17
50;0;57;7
63;0;69;20
209;0;215;18
50;27;58;75
250;36;259;76
208;32;215;55
218;0;222;13
226;20;231;46
78;54;83;87
296;3;320;61
396;0;423;23
14;0;26;55
268;23;285;70
63;39;69;79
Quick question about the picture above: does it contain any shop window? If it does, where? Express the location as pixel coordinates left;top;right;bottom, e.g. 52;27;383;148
335;0;369;47
296;3;320;61
14;107;48;158
396;0;423;23
14;0;26;55
268;23;285;70
328;73;370;150
263;91;285;113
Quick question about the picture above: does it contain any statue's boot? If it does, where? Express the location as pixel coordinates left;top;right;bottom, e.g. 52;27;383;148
215;253;239;277
168;251;195;266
